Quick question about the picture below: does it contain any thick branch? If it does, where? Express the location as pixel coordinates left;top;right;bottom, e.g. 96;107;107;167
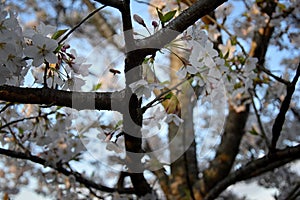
0;148;135;194
136;0;227;50
204;144;300;200
0;85;117;111
271;62;300;150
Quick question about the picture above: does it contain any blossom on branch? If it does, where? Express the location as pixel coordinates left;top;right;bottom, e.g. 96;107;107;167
25;34;58;67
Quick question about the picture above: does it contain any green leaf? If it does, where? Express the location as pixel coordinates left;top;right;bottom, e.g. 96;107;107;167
161;10;177;23
277;3;286;11
160;80;170;85
226;74;232;82
156;8;164;22
230;36;237;45
249;127;259;136
219;50;224;58
115;120;123;129
224;50;230;59
51;29;68;40
54;43;64;53
233;82;242;89
143;57;151;64
164;92;173;99
92;83;102;91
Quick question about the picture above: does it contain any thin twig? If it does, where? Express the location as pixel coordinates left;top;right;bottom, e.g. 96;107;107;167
0;111;55;130
0;102;14;113
58;5;107;44
43;61;49;88
141;76;193;113
291;106;300;122
258;65;291;85
88;187;105;199
205;15;248;56
2;118;29;153
249;89;270;148
134;0;157;8
0;147;136;194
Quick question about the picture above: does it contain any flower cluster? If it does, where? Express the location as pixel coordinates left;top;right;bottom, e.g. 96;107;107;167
0;5;91;90
178;25;259;102
0;6;26;85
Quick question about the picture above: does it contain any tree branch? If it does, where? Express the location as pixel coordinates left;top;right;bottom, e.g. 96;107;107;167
0;111;55;130
271;62;300;150
0;85;117;111
136;0;227;50
204;144;300;200
59;5;107;44
258;65;290;85
0;147;135;194
249;90;270;148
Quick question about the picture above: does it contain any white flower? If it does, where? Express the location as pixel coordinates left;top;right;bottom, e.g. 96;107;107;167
176;65;198;79
67;49;92;76
24;22;56;38
143;107;166;130
0;43;18;73
191;27;208;47
218;39;236;59
0;66;10;84
207;24;221;41
72;59;91;77
208;67;222;80
198;41;218;68
62;72;85;90
129;79;152;98
244;57;258;74
25;34;58;67
215;3;233;19
165;114;183;126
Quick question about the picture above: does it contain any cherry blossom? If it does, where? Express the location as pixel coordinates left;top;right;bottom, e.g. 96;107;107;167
62;72;85;91
67;49;91;77
142;106;166;134
24;22;56;38
0;66;10;84
218;39;236;59
165;113;183;126
244;57;258;71
191;27;208;46
129;79;153;98
25;34;58;67
198;41;219;68
176;64;198;79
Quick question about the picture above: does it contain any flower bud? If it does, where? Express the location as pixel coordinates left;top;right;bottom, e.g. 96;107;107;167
133;14;146;27
152;21;158;28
